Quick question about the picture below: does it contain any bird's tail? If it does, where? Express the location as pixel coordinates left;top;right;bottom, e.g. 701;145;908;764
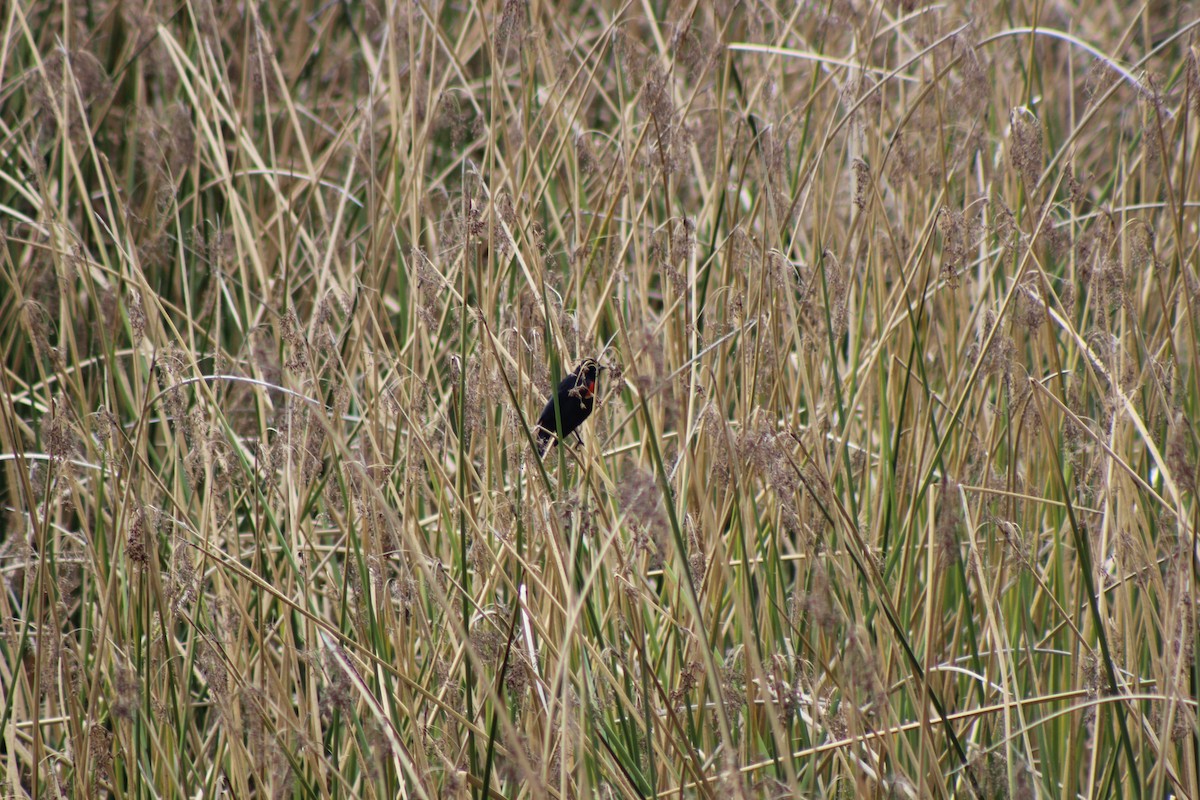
536;427;552;456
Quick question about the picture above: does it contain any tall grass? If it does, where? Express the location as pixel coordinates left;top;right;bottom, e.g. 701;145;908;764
1;0;1197;797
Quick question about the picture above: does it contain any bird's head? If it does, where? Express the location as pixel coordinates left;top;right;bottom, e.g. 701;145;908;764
575;358;605;393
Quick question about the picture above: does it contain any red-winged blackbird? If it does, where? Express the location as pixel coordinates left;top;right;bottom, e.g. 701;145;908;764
536;358;605;455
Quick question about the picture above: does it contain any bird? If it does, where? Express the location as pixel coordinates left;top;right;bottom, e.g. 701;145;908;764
535;358;605;455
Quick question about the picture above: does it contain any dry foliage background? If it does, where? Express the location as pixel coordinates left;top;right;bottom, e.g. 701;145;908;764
1;0;1198;797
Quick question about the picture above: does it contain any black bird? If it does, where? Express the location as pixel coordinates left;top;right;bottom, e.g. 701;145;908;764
535;358;605;455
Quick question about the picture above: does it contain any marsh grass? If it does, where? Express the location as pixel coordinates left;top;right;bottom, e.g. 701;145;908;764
1;0;1198;797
